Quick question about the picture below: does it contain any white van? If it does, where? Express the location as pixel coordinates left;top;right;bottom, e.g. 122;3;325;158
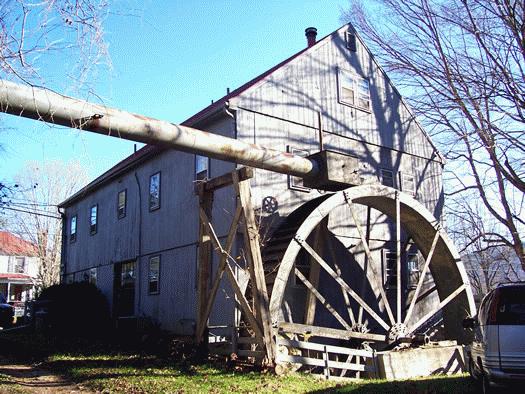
464;282;525;392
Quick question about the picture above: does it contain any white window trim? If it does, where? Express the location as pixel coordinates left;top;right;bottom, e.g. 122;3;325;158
400;172;416;195
338;68;371;112
148;255;160;295
287;145;311;192
379;168;395;188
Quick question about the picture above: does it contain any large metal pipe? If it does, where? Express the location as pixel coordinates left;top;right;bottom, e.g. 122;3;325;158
0;80;318;178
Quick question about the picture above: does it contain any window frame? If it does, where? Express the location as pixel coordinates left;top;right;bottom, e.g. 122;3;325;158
400;172;416;195
383;250;398;289
70;215;77;243
407;253;420;290
148;255;160;295
287;145;311;192
149;172;161;211
345;31;357;52
117;189;127;219
13;257;25;274
379;168;395;188
195;155;209;181
337;68;371;111
90;204;98;235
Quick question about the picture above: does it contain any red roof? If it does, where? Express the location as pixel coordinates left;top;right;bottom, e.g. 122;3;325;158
0;273;33;281
0;231;38;256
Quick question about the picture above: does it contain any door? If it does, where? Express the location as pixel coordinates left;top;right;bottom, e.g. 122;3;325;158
113;261;136;317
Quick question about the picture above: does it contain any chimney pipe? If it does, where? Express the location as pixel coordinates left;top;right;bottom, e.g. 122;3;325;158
305;27;317;48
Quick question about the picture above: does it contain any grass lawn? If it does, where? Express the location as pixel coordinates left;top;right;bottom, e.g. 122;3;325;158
0;328;478;393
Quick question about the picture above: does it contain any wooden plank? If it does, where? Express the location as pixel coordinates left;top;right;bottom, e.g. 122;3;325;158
404;230;440;325
275;354;369;372
276;337;374;358
305;223;324;325
295;268;352;330
195;203;243;342
236;176;275;361
194;167;253;193
346;196;396;326
196;188;213;343
278;322;386;342
238;336;263;345
297;237;391;331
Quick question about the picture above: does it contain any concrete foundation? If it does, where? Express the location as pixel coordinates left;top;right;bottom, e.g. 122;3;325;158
371;345;467;380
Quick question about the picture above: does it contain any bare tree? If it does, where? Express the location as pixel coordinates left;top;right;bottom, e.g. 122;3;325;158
0;0;109;87
1;160;87;292
344;0;525;270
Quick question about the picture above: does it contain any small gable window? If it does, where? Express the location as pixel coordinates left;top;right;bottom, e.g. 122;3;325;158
400;173;416;195
380;169;395;188
338;69;370;111
149;172;161;211
118;189;127;219
346;31;357;52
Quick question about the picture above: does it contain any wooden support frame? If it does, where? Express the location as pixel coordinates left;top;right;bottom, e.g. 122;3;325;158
195;167;274;364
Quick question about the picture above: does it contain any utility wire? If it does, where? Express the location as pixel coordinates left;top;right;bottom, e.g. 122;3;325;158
1;206;61;220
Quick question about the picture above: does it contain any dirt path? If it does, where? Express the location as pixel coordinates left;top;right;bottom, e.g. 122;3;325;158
0;358;95;394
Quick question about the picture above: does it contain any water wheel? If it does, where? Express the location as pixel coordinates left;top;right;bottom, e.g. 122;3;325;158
269;184;475;349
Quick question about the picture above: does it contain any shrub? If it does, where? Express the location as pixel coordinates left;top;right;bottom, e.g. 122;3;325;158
36;282;111;338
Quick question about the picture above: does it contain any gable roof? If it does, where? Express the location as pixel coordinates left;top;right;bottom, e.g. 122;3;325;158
60;23;443;208
0;231;38;256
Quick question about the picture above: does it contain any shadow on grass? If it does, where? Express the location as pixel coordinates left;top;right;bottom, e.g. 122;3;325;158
308;374;479;393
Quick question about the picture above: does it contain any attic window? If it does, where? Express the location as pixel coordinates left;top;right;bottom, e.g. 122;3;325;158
346;31;357;52
400;173;416;195
70;215;77;242
338;69;370;111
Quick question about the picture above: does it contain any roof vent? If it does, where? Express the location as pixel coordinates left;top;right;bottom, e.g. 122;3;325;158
305;27;317;48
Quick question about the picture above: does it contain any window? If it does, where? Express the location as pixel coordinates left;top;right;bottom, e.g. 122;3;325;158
346;31;357;52
81;267;98;285
338;69;370;110
149;172;161;211
380;169;395;188
70;215;77;242
195;155;209;181
400;173;416;195
90;205;98;235
14;257;25;273
118;189;127;219
148;255;160;294
287;146;311;192
383;250;397;289
407;253;420;289
121;261;135;286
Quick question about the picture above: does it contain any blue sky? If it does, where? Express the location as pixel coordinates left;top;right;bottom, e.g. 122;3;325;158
0;0;347;185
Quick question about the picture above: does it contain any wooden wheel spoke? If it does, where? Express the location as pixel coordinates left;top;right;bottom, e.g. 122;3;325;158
404;230;440;325
409;284;466;333
324;231;356;326
395;191;401;323
294;268;352;330
295;236;391;332
345;195;396;326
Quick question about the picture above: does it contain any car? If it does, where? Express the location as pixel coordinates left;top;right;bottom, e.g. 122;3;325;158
463;282;525;392
0;293;14;329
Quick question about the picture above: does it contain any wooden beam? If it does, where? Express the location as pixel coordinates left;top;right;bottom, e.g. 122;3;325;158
295;268;352;331
396;191;401;323
304;223;324;325
278;322;386;342
276;337;374;358
195;204;243;342
409;284;466;333
195;188;213;343
195;167;254;194
404;230;440;325
235;174;275;361
297;237;391;331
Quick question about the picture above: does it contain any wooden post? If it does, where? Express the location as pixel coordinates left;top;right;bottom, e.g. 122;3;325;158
304;221;325;325
195;185;214;347
234;172;275;362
